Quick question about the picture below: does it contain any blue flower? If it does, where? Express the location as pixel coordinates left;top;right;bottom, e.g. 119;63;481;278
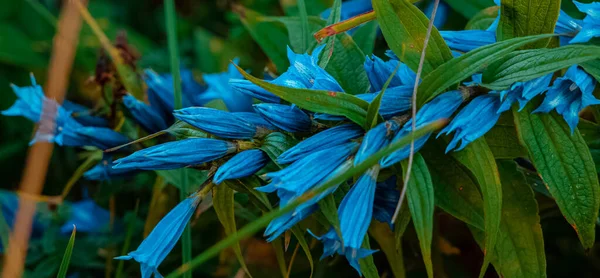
62;100;109;127
380;90;464;167
278;124;363;164
60;199;110;235
355;121;400;165
487;0;501;32
84;155;136;181
260;143;357;240
570;1;600;43
115;194;201;278
253;103;312;132
356;85;413;119
213;149;269;184
497;73;553;113
173;107;258;139
51;116;130;150
363;55;415;92
180;69;208;106
231;112;277;130
113;138;237;170
144;69;182;122
423;0;449;29
556;11;583;45
309;228;377;275
337;167;380;275
439;30;496;52
259;142;357;195
534;65;599;132
373;176;399;227
231;45;343;102
2;74;47;122
123;94;168;133
321;0;372;22
441;93;503;152
201;58;253;112
228;79;281;103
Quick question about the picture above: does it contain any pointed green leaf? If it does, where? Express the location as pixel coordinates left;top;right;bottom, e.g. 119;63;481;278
261;16;325;54
447;139;502;277
497;0;560;49
352;21;378;55
482;45;600;90
466;6;500;30
57;225;76;278
513;104;600;248
470;160;546;278
213;185;252;277
372;0;453;75
324;33;370;95
401;154;434;278
235;64;370;126
421;142;485;230
318;0;341;69
317;194;342;238
484;113;527;159
581;60;600;82
370;222;405;278
417;34;553;107
297;0;309;53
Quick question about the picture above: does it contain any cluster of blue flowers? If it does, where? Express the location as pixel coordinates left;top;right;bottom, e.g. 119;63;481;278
3;0;599;277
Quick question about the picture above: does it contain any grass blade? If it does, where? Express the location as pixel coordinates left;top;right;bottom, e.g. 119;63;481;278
57;225;77;278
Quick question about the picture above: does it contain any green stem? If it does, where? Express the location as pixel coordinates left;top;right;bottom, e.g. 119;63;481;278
164;1;190;277
165;120;446;278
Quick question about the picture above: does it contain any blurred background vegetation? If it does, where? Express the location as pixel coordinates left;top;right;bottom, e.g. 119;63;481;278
0;0;599;277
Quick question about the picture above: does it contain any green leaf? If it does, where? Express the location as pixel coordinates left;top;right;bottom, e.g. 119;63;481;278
358;236;380;278
417;33;553;107
370;222;405;278
165;121;445;277
116;201;140;278
297;0;309;53
484;113;527;159
235;64;370;126
290;227;314;278
260;132;299;167
466;6;500;30
234;6;290;72
470;160;546;278
444;0;496;19
213;184;252;277
324;33;370;95
0;24;46;68
156;168;209;194
372;0;453;75
513;104;600;248
421;143;485;230
352;21;379;55
401;154;434;278
57;225;76;278
318;0;341;69
317;194;342;238
482;44;600;90
497;0;560;49
447;139;502;277
582;60;600;82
